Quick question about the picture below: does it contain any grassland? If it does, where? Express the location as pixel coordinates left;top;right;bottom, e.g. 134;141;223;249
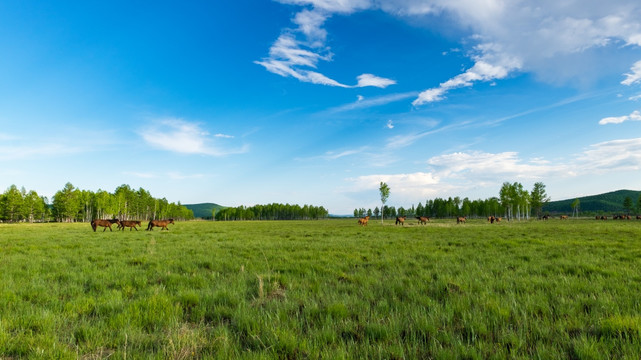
0;218;640;359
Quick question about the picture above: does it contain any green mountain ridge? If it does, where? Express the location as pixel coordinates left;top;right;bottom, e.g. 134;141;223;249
542;189;641;214
184;203;226;219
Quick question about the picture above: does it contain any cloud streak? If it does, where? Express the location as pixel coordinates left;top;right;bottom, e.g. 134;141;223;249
140;118;248;156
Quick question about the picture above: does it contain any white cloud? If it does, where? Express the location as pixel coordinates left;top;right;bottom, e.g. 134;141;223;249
342;137;641;206
347;172;445;199
356;73;396;88
141;118;248;156
622;60;641;86
257;5;395;88
629;94;641;101
599;110;641;125
270;0;641;103
427;151;564;180
577;138;641;173
386;120;394;129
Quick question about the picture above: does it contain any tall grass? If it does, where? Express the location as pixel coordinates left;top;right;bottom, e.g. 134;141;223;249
0;219;640;358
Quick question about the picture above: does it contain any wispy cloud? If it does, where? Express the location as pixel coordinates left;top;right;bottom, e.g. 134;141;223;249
325;91;418;113
414;45;522;105
256;5;395;88
622;60;641;86
271;1;641;105
345;136;641;204
123;171;157;179
296;146;369;161
576;137;641;173
599;110;641;125
0;143;82;161
140;118;248;156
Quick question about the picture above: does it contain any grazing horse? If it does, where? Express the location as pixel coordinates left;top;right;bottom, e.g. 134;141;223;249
637;215;641;220
358;215;370;226
119;220;142;231
416;216;429;225
91;219;120;232
541;215;549;220
560;215;568;220
147;218;174;231
456;216;467;224
495;217;502;223
395;216;407;226
488;216;495;223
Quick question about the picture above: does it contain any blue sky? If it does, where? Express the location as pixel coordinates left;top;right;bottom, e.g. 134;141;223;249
2;0;641;214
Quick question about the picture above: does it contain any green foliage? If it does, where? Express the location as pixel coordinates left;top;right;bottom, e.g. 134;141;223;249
0;185;48;222
215;203;328;220
1;219;641;358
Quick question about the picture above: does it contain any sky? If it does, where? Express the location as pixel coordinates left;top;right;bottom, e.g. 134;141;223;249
1;0;641;215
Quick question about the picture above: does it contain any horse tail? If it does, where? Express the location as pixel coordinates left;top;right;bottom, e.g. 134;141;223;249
91;220;97;232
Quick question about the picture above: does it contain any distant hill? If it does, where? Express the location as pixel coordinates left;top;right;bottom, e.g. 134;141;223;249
542;189;641;214
184;203;226;219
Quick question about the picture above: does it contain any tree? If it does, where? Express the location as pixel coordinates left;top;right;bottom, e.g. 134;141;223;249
571;198;580;218
623;196;633;215
379;182;390;224
373;207;380;219
1;185;24;222
530;182;550;219
637;194;641;215
52;182;80;222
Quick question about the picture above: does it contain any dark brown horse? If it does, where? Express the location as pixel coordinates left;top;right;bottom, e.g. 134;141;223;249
395;216;407;225
91;219;120;232
416;216;429;225
358;215;370;226
147;218;174;231
119;220;142;231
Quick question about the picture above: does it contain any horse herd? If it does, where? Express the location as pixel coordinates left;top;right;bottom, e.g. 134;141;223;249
90;218;175;232
357;215;477;226
358;213;640;226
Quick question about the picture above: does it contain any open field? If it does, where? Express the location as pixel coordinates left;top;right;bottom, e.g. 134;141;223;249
1;219;640;359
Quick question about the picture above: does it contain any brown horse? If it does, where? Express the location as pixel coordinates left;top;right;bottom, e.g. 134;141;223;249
456;216;467;224
560;215;568;220
395;216;407;225
147;218;174;231
119;220;142;231
416;216;429;225
91;219;120;232
358;215;370;226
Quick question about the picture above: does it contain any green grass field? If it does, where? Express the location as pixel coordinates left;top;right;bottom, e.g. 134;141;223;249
1;219;640;359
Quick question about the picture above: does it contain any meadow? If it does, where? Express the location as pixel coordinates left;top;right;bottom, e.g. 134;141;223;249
0;218;640;359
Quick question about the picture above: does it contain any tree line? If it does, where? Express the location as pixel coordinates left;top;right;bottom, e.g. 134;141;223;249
215;203;329;221
0;182;193;223
356;181;551;221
